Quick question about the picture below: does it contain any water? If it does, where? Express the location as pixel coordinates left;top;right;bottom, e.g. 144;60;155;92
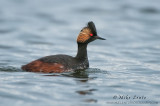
0;0;160;106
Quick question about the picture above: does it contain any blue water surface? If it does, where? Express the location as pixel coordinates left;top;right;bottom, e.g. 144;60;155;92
0;0;160;106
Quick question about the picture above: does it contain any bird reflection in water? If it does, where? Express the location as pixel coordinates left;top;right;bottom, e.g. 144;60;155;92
43;69;98;103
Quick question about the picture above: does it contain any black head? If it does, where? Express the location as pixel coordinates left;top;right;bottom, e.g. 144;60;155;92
77;21;105;43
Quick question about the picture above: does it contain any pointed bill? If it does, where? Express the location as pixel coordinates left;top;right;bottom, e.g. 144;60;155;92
95;36;106;40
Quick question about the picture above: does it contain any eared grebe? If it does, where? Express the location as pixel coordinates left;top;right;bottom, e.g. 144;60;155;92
22;21;105;73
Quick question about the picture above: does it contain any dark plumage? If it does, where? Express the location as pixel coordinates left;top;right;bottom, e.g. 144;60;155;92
22;21;105;73
87;21;97;36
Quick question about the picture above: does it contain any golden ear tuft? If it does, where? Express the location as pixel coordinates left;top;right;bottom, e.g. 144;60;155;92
77;33;90;43
77;27;92;43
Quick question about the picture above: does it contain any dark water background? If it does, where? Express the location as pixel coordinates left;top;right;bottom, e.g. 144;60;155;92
0;0;160;106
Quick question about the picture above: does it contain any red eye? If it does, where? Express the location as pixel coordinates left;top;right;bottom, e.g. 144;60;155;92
90;34;93;36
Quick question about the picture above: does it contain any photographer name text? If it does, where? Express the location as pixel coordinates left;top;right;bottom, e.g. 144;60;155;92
113;95;146;100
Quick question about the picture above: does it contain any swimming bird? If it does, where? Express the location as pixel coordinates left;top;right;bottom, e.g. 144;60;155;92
21;21;105;73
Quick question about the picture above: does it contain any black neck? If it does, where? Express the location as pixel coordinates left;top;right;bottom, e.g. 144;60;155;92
75;43;88;60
